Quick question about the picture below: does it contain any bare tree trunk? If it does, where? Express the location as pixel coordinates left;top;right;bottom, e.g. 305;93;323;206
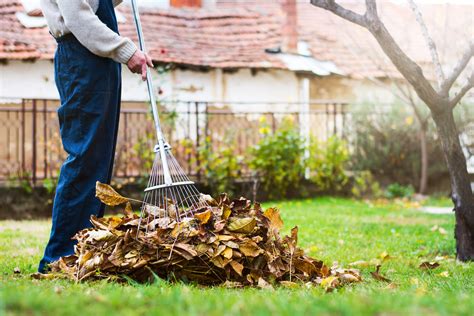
310;0;474;260
419;123;428;194
431;107;474;260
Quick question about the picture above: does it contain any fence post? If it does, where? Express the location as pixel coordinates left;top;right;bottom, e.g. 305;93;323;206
195;101;201;181
21;99;25;175
187;101;192;174
32;99;37;185
43;100;48;179
333;103;337;136
299;77;311;179
124;111;128;177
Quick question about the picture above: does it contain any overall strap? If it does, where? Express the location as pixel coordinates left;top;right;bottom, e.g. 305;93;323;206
95;0;119;34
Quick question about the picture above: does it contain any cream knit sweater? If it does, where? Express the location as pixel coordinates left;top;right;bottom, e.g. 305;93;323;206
40;0;137;64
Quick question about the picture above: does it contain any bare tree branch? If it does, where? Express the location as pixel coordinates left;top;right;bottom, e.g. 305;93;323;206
407;0;445;89
365;0;377;20
440;40;474;96
311;0;440;110
450;71;474;108
310;0;367;27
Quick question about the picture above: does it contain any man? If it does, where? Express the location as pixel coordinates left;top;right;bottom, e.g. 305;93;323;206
38;0;152;273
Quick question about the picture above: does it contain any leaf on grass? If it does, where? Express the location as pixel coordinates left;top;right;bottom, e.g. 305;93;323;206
257;277;273;290
320;276;339;291
348;260;370;268
370;265;391;282
13;267;21;274
95;181;128;206
227;217;257;234
279;281;299;288
339;273;360;283
31;272;58;280
438;271;449;277
379;251;392;261
385;283;397;290
419;261;440;270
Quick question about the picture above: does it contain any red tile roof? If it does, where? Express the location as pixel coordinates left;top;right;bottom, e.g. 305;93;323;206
118;7;285;68
217;0;473;79
0;0;472;79
0;0;285;69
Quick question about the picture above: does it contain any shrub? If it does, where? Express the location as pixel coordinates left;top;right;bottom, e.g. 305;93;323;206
197;136;244;196
307;136;350;193
384;183;415;199
351;171;383;199
349;104;447;190
249;117;305;199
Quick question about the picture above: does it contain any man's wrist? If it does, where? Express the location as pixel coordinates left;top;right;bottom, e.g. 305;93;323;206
117;40;138;64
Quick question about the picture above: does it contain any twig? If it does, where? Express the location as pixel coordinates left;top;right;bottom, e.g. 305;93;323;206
407;0;445;88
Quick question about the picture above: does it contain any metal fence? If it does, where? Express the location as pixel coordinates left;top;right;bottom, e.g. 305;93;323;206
0;99;348;184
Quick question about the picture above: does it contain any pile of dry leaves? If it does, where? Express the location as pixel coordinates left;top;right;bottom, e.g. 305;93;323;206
50;182;361;290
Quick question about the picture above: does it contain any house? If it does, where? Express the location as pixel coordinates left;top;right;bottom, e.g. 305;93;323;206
0;0;472;181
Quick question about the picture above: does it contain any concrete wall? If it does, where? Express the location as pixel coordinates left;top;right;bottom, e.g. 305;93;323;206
310;75;398;104
0;60;300;111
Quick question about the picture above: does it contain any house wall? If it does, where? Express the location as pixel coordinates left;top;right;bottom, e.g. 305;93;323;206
310;75;398;105
0;60;300;111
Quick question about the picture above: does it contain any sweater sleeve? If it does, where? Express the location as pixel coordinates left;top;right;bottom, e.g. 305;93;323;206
57;0;136;64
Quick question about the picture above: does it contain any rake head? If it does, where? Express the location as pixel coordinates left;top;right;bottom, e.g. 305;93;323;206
138;143;209;232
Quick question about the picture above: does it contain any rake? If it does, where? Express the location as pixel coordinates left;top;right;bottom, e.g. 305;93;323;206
130;0;208;231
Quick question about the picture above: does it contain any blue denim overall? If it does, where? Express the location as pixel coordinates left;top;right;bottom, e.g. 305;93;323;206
39;0;122;272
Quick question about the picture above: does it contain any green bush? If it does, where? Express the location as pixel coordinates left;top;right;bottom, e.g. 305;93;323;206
197;136;243;196
384;183;415;199
307;136;350;192
351;170;383;199
349;104;446;190
249;117;305;199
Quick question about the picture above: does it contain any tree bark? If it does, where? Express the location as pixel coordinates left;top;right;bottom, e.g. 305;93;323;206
310;0;474;260
431;107;474;260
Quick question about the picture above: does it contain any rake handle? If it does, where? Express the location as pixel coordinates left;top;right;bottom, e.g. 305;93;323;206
130;0;173;185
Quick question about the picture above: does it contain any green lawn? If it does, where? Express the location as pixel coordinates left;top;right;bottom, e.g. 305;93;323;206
1;197;472;316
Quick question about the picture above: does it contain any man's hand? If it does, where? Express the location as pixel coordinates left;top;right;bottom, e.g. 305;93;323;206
127;50;153;81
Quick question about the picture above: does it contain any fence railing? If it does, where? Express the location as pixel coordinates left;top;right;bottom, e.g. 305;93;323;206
0;99;349;184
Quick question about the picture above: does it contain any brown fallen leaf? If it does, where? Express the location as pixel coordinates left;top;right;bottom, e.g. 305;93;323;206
385;283;398;290
320;276;339;292
194;209;212;224
49;187;362;290
95;181;129;206
263;208;283;230
379;251;393;261
370;265;391;283
229;260;244;276
419;261;440;270
124;202;134;216
257;277;274;290
348;260;370;268
227;217;257;234
31;272;59;280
